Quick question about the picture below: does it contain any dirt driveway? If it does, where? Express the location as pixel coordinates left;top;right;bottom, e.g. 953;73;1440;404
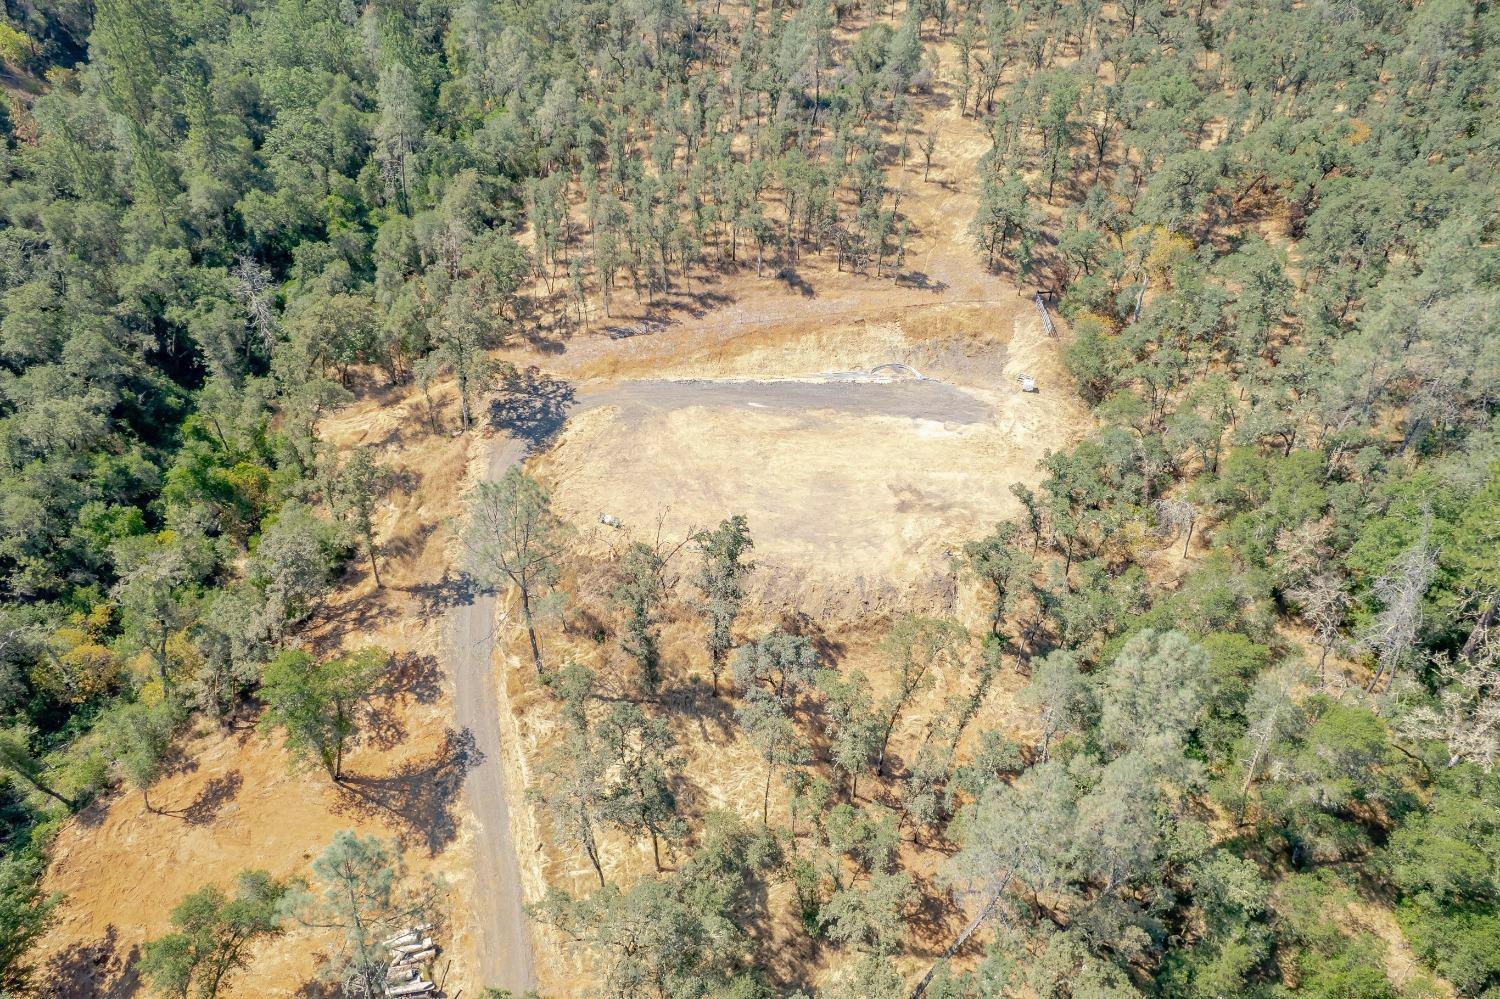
448;435;538;995
581;376;994;425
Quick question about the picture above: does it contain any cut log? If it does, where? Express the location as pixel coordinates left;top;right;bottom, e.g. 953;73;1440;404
385;980;434;997
381;924;432;947
391;948;436;965
392;938;434;955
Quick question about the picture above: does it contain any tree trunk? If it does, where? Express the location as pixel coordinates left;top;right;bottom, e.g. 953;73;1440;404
156;634;173;691
762;761;773;824
24;773;75;810
367;540;382;589
1236;738;1270;824
458;372;473;431
876;710;900;777
1461;593;1497;660
519;585;543;674
910;877;1011;998
1131;274;1149;323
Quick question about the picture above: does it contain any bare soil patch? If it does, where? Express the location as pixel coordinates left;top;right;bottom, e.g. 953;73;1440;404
537;310;1084;627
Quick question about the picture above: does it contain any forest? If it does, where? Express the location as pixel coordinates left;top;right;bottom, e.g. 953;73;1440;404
0;0;1496;994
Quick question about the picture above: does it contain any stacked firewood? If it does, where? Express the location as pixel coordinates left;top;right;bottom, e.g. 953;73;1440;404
382;924;438;997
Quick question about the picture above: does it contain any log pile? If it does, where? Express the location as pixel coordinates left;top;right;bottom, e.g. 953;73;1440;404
381;924;439;997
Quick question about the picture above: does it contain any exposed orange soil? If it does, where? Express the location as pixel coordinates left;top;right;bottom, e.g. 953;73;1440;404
31;14;1085;999
31;386;488;997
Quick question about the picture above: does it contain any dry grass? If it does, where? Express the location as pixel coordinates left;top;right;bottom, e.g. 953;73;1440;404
32;380;487;996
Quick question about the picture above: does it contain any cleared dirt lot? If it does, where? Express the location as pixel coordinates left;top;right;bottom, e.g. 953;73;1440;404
502;310;1088;993
538;310;1083;625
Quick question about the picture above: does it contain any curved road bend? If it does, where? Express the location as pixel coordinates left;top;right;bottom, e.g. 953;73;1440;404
449;374;990;991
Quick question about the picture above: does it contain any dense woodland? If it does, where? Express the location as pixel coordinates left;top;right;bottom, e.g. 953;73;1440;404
0;0;1496;994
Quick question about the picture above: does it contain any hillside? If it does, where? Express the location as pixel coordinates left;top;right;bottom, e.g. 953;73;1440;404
0;0;1496;997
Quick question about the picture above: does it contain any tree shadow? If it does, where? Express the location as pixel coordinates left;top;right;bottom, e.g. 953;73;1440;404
383;651;443;706
179;770;243;826
779;610;848;664
383;518;439;566
524;329;570;355
408;570;475;616
358;695;407;751
666;682;740;744
161;741;203;780
335;727;482;856
292;978;340;998
600;286;734;334
562;603;611;644
72;797;111;829
385;465;423;498
897;270;950;293
360;653;444;751
305;589;392;657
43;925;141;998
603;317;668;340
488;366;577;451
905;870;964;960
919;84;955;112
668;287;734;318
775;266;816;298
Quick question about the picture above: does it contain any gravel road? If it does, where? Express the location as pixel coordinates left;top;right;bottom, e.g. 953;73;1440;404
580;376;992;424
448;436;537;995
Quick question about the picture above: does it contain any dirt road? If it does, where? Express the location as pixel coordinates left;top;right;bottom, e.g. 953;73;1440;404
580;377;993;424
449;436;537;995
